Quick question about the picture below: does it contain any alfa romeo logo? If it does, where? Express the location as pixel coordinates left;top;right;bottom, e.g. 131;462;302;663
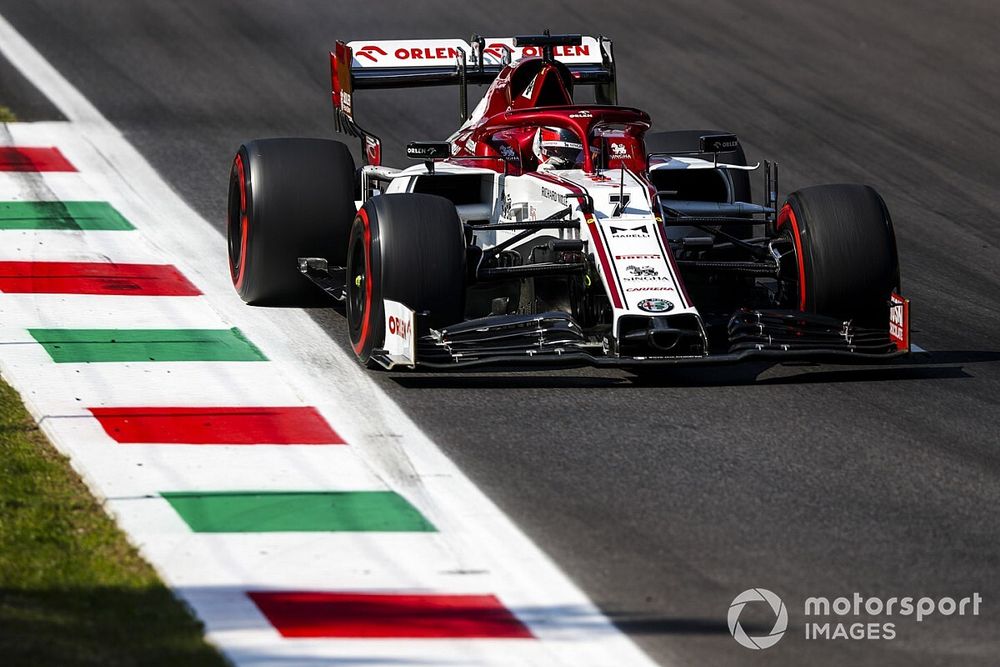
728;588;788;650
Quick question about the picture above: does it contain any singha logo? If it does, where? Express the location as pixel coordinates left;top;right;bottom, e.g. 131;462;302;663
626;265;658;277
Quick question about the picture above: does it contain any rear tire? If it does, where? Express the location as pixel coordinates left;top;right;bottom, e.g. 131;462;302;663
779;184;899;324
346;194;466;365
228;138;356;304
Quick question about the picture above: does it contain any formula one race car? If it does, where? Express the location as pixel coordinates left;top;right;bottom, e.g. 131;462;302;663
227;33;910;369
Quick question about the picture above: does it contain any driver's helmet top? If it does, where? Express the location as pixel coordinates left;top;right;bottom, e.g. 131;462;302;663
533;126;584;169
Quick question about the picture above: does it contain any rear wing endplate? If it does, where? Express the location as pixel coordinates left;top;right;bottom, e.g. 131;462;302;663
330;34;616;165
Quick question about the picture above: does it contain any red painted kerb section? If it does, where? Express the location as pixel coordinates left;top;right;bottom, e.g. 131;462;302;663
247;591;534;638
0;146;76;171
88;407;344;445
0;261;201;296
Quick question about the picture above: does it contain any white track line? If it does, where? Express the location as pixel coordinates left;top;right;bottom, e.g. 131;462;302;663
0;13;660;667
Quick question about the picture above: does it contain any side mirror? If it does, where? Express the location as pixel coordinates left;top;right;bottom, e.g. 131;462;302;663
406;142;451;175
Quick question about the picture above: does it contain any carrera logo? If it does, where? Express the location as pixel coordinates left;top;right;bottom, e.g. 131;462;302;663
627;286;675;292
610;224;648;237
388;314;411;341
355;45;387;62
616;254;660;260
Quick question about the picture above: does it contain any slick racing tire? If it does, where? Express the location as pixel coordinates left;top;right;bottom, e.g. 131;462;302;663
228;138;356;304
644;129;752;204
346;194;466;366
779;184;900;325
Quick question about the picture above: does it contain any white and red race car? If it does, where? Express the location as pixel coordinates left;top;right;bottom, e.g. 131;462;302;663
227;33;910;369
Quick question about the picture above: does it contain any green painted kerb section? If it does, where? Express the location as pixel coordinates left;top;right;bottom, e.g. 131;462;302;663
161;491;436;533
28;328;267;362
0;201;134;230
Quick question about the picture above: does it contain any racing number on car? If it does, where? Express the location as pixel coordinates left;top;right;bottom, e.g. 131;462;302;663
609;193;631;217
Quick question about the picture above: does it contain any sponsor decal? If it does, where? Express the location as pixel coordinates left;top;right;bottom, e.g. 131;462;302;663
340;91;352;116
609;224;648;237
355;45;387;63
609;142;633;160
497;143;518;161
625;265;657;278
637;298;674;313
569;110;593;119
350;41;469;66
521;76;537;99
616;253;660;260
481;39;597;65
388;314;411;341
523;44;591;58
626;286;675;292
540;186;567;205
484;42;514;61
396;46;463;61
364;135;380;165
889;293;909;350
383;299;416;367
501;194;512;219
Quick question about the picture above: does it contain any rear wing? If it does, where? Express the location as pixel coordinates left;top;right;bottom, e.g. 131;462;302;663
330;33;617;165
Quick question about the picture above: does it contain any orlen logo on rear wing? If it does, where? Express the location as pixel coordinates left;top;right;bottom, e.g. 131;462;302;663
480;36;602;65
346;37;603;68
348;39;471;67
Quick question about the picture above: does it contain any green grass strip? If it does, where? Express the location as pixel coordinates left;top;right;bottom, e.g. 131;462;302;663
0;201;134;230
0;376;226;666
162;491;437;533
28;327;267;363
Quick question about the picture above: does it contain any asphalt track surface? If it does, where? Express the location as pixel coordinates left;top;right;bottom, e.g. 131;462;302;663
2;2;999;665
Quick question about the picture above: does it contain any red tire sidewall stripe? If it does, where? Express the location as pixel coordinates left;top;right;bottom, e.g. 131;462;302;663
777;203;808;311
232;153;250;290
352;207;374;355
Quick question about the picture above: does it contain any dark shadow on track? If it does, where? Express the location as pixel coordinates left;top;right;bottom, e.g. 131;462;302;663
389;351;1000;389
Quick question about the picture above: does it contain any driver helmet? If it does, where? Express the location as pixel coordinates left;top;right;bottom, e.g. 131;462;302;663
533;126;584;170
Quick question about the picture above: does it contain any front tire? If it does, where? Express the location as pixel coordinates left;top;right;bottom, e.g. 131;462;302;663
346;194;466;365
228;138;356;304
779;184;899;324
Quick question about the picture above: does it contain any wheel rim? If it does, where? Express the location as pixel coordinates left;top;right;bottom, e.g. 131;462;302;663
348;231;366;338
227;153;249;288
771;231;799;308
347;211;374;356
776;203;807;311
